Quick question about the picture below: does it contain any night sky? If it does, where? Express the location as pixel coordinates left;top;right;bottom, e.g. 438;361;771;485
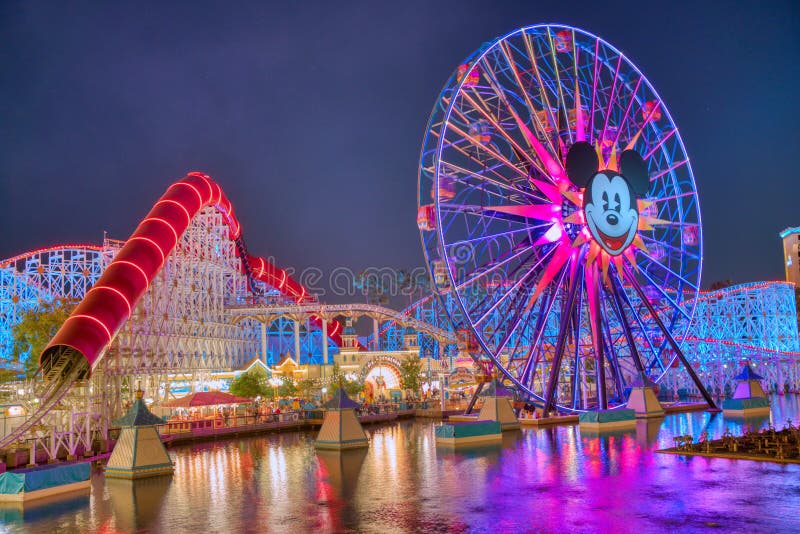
1;1;798;300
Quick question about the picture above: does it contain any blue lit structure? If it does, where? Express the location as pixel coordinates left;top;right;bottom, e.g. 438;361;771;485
0;245;106;367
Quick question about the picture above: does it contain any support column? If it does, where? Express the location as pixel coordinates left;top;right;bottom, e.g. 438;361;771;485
294;319;301;362
322;319;329;365
261;321;267;363
373;318;379;351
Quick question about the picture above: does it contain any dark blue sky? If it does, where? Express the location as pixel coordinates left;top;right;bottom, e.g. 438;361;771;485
1;1;798;295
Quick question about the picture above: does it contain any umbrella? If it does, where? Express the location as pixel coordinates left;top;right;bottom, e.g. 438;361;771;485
161;391;252;408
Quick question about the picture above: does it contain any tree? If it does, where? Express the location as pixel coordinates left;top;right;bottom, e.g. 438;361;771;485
278;376;297;398
399;355;423;394
297;378;317;399
354;271;389;306
12;298;76;378
0;368;18;386
330;376;364;397
228;371;270;398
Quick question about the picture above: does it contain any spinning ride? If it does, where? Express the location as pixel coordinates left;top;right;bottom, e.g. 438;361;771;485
418;24;715;412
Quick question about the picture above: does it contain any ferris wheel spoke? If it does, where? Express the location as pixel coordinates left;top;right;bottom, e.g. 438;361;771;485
441;161;547;203
599;55;623;146
522;32;561;148
458;90;546;176
443;226;545;250
624;98;663;152
433;130;524;188
497;40;561;159
628;264;691;322
441;161;545;203
544;26;573;146
473;245;556;329
587;37;601;140
636;250;698;291
454;244;535;291
519;270;564;387
644;128;677;159
449;95;535;170
607;278;645;374
610;274;666;373
649;159;688;183
443;123;529;179
639;233;697;259
611;75;644;148
478;55;565;182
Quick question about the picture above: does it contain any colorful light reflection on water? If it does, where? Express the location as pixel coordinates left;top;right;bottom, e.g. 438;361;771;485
2;395;800;533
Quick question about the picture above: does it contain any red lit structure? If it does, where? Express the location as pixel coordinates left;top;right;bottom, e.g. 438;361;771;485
41;172;342;378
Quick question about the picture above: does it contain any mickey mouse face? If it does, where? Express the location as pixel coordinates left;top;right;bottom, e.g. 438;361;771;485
566;141;649;256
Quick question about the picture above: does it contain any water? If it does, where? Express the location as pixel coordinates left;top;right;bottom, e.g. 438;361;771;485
3;396;800;533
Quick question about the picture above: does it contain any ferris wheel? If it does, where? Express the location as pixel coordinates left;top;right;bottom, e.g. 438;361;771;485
418;24;715;413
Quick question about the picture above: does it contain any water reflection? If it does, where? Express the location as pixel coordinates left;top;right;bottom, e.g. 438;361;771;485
2;395;799;533
107;476;172;532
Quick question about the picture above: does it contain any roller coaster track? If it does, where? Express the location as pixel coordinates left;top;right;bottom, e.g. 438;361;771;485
2;173;345;450
0;359;89;449
228;302;457;344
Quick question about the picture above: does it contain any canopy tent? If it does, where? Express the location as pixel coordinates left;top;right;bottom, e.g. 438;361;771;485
161;391;251;408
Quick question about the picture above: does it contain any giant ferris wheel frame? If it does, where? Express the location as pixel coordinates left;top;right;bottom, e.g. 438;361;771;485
418;24;716;413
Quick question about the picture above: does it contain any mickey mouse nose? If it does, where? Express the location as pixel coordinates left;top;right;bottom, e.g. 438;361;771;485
606;213;619;225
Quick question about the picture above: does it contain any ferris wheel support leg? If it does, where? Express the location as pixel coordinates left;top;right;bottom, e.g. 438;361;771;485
464;381;485;415
543;261;583;417
600;298;626;401
571;291;584;410
608;278;646;374
519;286;557;389
593;281;608;410
623;267;719;411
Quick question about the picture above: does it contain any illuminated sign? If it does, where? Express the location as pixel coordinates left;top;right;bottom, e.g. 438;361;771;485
566;141;649;256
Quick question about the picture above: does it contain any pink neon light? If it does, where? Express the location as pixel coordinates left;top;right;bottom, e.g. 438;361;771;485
128;236;165;265
114;260;150;289
155;199;192;225
179;181;205;206
196;174;215;201
168;181;203;206
90;285;132;316
142;217;179;246
67;314;112;342
1;244;103;266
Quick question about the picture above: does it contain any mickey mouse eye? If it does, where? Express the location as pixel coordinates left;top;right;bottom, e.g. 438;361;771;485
613;192;621;212
602;191;609;211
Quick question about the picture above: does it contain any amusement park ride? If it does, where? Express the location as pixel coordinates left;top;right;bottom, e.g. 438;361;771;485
1;24;798;458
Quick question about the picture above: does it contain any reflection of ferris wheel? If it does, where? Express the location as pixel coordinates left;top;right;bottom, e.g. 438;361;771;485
418;24;715;413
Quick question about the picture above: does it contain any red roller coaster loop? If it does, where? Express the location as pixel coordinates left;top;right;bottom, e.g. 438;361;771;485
41;172;342;373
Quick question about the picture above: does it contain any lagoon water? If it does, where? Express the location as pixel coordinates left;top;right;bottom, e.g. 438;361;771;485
3;395;800;533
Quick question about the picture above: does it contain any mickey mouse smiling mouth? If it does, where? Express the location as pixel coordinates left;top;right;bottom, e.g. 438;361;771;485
565;141;650;257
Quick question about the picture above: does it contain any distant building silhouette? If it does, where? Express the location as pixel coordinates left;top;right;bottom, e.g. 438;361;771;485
780;227;800;285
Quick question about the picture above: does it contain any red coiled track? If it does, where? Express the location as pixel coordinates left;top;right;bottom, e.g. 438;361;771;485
41;172;342;372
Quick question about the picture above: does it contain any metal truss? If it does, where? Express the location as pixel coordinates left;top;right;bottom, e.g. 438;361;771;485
673;282;800;395
0;245;106;364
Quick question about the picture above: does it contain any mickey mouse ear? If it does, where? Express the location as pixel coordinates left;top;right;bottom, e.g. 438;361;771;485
619;150;649;196
565;141;598;187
